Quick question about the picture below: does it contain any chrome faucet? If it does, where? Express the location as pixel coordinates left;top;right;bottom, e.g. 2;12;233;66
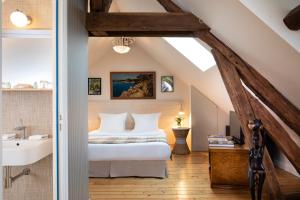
14;119;26;139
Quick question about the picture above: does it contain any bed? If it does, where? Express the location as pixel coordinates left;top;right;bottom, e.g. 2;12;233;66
88;129;171;178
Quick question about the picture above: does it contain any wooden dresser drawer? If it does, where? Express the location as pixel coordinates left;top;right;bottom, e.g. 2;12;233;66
209;146;249;187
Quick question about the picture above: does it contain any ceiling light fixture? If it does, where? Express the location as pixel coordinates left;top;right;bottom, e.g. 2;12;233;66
10;10;32;28
112;37;135;54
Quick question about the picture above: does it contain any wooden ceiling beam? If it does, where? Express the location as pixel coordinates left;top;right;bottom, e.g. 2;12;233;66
212;49;283;199
248;93;300;174
157;0;300;135
157;0;183;12
86;12;209;36
88;31;196;37
90;0;112;12
196;31;300;136
283;5;300;31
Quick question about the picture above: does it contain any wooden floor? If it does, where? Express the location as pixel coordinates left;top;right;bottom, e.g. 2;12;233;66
89;152;251;200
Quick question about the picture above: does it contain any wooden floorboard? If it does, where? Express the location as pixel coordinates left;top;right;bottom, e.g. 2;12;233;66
89;152;251;199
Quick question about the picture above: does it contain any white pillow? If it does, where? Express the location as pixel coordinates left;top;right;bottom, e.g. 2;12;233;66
99;113;127;132
132;113;161;132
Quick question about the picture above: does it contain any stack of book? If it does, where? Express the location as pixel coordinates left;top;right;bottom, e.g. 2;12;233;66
208;135;234;148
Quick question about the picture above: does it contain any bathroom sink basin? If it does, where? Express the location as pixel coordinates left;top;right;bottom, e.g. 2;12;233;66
2;138;52;166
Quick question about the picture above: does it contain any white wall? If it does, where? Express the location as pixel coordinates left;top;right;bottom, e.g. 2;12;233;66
2;38;52;86
191;86;228;151
89;41;188;102
88;40;190;145
137;37;233;114
239;0;300;53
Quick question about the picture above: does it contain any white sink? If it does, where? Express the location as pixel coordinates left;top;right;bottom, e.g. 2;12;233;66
2;138;52;166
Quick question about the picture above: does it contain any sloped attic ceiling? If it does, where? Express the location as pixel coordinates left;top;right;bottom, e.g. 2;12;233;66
136;37;231;112
240;0;300;53
89;36;232;113
90;0;300;113
112;0;300;109
171;0;300;108
109;0;234;113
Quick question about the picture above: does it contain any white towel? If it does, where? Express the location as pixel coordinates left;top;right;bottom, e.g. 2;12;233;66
28;134;49;140
2;133;16;140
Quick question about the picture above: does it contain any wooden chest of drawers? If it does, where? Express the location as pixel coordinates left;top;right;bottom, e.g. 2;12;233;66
209;145;249;188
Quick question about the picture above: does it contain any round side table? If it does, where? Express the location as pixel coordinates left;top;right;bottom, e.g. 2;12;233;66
172;127;190;155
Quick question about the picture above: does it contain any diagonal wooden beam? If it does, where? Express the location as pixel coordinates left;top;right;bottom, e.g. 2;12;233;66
157;0;183;12
196;31;300;136
86;12;209;36
212;49;284;199
247;92;300;174
88;31;196;37
212;49;253;145
90;0;112;12
155;0;300;135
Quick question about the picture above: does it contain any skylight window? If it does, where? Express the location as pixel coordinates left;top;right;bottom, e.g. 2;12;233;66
163;37;216;71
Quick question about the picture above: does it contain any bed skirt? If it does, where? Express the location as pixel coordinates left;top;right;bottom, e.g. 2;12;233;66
89;160;168;178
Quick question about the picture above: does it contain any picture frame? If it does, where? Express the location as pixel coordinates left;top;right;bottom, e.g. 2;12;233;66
110;72;156;99
88;78;101;95
161;76;174;92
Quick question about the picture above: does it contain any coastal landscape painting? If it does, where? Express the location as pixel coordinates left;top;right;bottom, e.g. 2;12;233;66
110;72;156;99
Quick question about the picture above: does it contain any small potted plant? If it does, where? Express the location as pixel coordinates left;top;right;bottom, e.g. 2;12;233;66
175;112;185;127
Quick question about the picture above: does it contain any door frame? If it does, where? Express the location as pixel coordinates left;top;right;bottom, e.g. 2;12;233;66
56;0;69;199
0;0;3;198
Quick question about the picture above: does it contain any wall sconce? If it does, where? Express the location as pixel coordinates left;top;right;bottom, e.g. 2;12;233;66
10;10;32;28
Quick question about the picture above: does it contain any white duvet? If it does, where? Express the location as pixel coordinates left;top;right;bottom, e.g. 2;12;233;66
89;129;166;137
88;129;171;161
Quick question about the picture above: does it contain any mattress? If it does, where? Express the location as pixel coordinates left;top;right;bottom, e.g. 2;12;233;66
88;129;171;161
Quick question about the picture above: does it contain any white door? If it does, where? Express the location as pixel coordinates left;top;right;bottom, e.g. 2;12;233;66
56;0;89;199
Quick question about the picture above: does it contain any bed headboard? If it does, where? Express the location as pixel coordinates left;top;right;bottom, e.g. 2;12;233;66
88;100;182;143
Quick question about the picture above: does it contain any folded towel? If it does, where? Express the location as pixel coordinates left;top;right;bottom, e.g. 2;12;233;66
28;134;49;140
2;133;16;140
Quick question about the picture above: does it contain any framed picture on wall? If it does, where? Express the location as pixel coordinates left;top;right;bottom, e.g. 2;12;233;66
110;72;156;99
88;78;101;95
161;76;174;92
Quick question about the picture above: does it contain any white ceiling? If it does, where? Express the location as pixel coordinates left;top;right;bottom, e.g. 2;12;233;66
172;0;300;108
114;0;166;12
90;0;300;113
240;0;300;53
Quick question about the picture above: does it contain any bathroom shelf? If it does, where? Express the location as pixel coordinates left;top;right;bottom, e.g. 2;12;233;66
2;88;52;92
2;29;52;38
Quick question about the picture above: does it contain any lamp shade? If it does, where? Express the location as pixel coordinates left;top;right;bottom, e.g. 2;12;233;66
113;45;131;54
112;37;135;54
10;10;31;27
